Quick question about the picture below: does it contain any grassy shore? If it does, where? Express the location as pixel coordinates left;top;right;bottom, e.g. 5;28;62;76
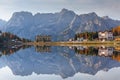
24;41;120;47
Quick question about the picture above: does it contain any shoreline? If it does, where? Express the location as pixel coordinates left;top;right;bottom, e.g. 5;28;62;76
24;41;120;47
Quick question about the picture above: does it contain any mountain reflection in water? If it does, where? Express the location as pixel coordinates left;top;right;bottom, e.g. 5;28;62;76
0;45;120;79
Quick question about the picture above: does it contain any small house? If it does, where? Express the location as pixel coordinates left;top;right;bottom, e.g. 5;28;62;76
36;35;51;42
98;31;113;41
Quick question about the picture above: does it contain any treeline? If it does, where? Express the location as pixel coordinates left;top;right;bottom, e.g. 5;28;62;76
74;25;120;41
0;32;21;42
112;26;120;36
74;32;98;41
0;32;31;43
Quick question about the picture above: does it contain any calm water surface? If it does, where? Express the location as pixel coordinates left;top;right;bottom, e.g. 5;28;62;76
0;45;120;80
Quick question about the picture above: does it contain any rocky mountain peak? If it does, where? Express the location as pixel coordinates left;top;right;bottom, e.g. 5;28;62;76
60;8;75;16
12;11;33;17
88;12;97;16
7;11;34;27
61;8;69;12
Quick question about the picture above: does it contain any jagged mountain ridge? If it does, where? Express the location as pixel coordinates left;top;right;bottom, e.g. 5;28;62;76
4;9;120;40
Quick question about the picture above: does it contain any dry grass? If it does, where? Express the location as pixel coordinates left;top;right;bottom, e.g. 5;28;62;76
24;41;120;47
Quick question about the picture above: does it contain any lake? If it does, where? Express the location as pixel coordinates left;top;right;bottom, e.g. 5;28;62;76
0;45;120;80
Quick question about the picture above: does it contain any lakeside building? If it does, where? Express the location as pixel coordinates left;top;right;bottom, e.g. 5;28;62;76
98;31;113;41
36;35;51;42
76;37;84;41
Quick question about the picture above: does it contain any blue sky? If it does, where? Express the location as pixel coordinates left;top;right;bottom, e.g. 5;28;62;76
0;0;120;21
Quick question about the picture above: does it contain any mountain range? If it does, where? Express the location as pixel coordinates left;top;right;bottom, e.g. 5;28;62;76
2;9;120;40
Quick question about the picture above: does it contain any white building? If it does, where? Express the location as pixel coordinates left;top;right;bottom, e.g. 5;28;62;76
98;31;113;41
77;37;84;41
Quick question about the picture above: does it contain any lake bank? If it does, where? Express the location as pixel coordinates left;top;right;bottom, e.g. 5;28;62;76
23;41;120;47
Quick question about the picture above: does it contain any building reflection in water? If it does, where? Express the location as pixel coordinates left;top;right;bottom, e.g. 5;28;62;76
73;46;120;62
35;46;51;53
98;46;113;56
74;46;98;56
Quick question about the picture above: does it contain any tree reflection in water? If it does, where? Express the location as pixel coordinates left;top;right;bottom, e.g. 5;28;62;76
73;46;120;62
0;44;31;56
